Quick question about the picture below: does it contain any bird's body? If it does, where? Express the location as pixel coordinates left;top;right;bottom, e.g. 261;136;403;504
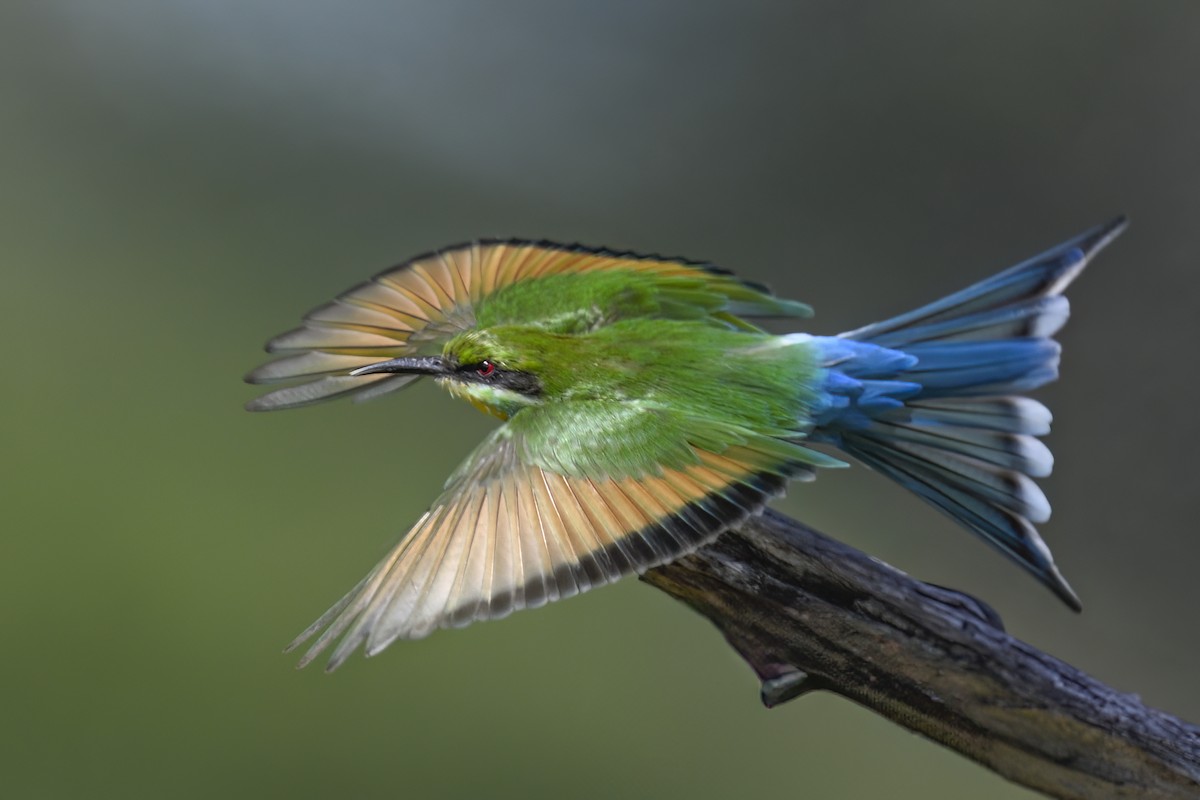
247;220;1125;670
444;319;822;424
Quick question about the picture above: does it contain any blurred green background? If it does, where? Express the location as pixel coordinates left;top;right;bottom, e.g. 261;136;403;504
3;2;1197;798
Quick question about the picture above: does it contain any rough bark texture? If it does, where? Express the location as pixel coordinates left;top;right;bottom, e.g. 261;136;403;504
642;509;1200;800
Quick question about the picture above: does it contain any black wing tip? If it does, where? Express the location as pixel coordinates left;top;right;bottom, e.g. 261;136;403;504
373;237;788;298
439;236;718;270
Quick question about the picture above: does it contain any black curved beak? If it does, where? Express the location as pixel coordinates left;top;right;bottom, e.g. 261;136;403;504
349;355;446;376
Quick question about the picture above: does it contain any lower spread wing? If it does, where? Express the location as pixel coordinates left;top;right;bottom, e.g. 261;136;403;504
289;401;842;670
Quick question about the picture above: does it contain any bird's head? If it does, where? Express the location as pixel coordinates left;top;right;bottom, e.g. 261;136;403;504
350;327;549;420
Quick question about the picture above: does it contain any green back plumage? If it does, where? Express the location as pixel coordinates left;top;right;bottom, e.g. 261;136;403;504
475;269;808;334
443;319;837;479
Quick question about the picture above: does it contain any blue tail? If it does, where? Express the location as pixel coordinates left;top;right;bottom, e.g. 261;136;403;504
811;217;1127;610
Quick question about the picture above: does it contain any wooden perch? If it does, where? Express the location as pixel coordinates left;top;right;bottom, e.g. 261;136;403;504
641;509;1200;800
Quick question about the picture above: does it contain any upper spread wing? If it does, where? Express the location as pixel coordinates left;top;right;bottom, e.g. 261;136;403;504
245;240;810;410
288;400;841;670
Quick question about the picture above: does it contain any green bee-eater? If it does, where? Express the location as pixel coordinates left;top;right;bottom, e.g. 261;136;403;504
247;218;1125;671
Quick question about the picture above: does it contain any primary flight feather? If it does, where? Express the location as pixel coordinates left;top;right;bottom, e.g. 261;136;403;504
246;221;1125;671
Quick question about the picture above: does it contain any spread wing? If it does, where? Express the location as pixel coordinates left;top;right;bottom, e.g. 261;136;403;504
288;400;841;670
246;240;810;410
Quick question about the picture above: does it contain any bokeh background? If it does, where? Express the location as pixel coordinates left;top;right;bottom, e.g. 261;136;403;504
3;2;1198;798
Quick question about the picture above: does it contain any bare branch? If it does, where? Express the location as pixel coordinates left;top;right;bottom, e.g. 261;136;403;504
642;509;1200;800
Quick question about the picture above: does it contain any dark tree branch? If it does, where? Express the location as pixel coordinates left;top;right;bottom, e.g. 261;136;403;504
642;509;1200;800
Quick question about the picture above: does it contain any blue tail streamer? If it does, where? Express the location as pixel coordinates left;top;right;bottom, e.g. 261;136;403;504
811;217;1128;610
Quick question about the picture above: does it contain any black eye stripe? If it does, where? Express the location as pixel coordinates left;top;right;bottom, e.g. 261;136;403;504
451;359;541;396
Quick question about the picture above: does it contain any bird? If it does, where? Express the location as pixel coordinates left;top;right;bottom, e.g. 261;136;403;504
246;217;1126;671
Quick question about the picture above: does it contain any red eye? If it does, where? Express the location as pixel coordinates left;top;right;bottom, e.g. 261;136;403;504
476;360;496;377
